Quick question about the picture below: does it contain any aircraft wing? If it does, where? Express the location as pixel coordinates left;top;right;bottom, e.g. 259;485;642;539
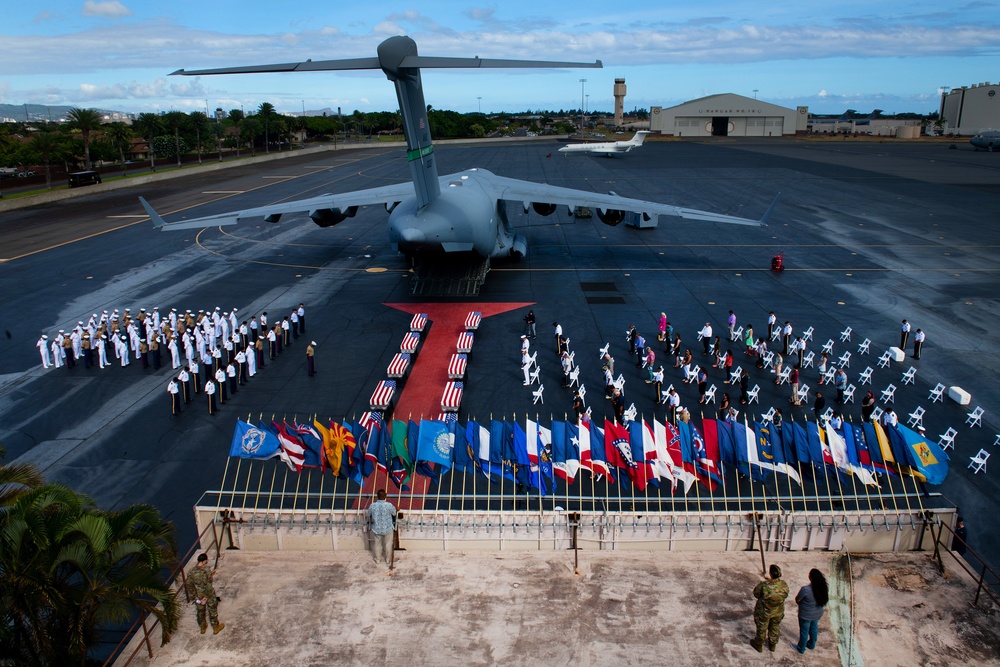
140;181;417;231
487;173;775;226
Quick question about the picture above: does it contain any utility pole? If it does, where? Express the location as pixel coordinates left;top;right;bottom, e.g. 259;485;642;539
579;78;587;136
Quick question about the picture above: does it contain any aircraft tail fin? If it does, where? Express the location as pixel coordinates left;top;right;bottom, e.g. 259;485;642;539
758;193;782;226
630;131;651;146
139;196;166;229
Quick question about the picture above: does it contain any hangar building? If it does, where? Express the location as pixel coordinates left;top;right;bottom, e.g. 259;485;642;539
650;93;808;137
940;83;999;135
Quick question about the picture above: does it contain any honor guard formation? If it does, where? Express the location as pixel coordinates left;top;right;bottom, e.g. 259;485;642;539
34;303;308;415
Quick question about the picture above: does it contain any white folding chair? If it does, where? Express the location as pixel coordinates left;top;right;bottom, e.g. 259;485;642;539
907;406;926;429
802;326;815;343
994;434;1000;447
821;339;835;355
771;327;781;342
529;365;542;386
623;403;637;424
532;384;544;405
802;350;815;369
568;367;581;387
598;343;610;359
704;384;718;404
928;383;946;403
938;428;957;451
777;366;792;385
762;351;775;370
871;406;884;423
901;366;916;385
966;406;984;428
527;350;538;371
968;449;989;474
858;366;874;385
761;406;777;422
747;384;761;405
858;338;871;355
822;367;836;385
843;384;856;404
840;326;853;342
685;365;701;384
838;351;851;368
877;351;892;369
795;383;810;404
729;366;743;385
820;407;834;423
567;351;575;370
577;384;587;406
881;384;897;404
731;325;744;342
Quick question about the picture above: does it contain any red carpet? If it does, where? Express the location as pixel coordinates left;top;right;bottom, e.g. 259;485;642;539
360;302;532;510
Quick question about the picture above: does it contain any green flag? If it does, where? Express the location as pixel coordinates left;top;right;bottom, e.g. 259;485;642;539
390;419;414;488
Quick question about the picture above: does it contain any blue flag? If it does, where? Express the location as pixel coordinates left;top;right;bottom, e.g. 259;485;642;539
894;424;950;485
229;420;282;460
452;420;477;473
791;421;813;464
289;421;324;469
416;419;453;479
715;420;738;465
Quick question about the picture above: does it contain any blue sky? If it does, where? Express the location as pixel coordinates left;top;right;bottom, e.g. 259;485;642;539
3;0;999;116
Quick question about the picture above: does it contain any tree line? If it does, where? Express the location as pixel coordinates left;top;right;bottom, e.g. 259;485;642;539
0;104;581;189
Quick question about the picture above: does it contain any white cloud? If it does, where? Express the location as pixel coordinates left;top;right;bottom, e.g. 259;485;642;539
819;89;828;97
82;1;132;19
33;10;55;23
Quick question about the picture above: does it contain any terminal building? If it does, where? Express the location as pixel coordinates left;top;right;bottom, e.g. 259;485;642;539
940;82;999;135
649;93;808;137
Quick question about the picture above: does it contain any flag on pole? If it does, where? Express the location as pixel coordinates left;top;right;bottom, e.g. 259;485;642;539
229;419;282;461
551;421;581;483
587;418;613;482
273;420;306;471
416;419;453;481
389;420;413;489
891;424;950;485
325;421;353;477
651;419;679;490
452;419;477;473
289;421;325;470
663;420;696;494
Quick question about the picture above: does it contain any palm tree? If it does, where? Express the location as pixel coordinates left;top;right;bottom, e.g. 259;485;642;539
242;116;260;157
189;111;210;164
28;131;70;189
162;111;188;168
228;109;245;158
257;102;275;153
58;504;180;662
135;113;162;171
0;472;180;665
0;460;43;515
66;108;102;170
104;122;133;175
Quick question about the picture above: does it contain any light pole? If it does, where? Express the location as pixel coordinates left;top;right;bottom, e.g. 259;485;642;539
478;96;482;114
579;78;587;135
753;89;759;100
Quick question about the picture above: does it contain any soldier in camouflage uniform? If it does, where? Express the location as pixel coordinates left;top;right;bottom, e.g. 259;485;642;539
751;563;789;652
186;553;225;635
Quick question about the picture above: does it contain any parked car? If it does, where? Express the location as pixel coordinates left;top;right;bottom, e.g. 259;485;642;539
68;170;102;188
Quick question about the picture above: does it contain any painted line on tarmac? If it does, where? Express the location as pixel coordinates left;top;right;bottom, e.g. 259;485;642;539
3;156;371;263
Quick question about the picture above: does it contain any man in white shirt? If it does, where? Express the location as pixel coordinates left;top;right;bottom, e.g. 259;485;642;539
698;322;712;356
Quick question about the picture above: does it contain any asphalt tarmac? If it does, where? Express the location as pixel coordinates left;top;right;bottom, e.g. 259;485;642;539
1;138;998;572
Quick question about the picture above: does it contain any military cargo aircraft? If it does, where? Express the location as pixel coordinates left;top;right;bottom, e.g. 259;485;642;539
970;130;999;151
140;36;777;265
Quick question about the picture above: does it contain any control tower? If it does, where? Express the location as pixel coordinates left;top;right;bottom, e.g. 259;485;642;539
613;78;626;127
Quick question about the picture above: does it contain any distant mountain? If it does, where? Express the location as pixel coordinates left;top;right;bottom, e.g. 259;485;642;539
0;103;126;123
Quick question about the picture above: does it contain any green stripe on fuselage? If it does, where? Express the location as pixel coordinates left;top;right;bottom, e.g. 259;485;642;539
406;145;434;161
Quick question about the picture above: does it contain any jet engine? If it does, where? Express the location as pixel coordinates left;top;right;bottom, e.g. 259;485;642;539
597;208;625;226
510;234;527;258
309;206;358;228
531;202;557;216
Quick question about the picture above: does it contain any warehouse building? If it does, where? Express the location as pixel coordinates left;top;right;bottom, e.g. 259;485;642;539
650;93;808;137
940;82;999;135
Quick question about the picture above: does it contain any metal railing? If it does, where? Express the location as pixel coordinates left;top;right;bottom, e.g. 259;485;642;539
928;514;999;608
103;514;223;667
